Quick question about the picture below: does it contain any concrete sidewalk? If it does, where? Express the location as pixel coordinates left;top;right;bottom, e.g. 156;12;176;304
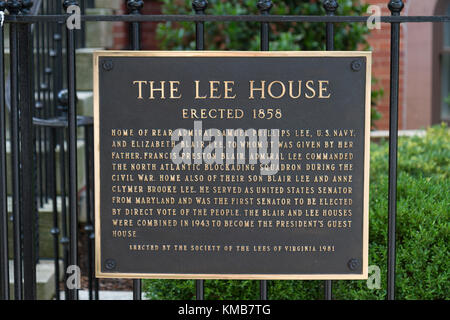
60;290;147;300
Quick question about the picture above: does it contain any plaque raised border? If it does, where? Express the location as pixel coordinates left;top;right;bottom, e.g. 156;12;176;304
94;51;371;280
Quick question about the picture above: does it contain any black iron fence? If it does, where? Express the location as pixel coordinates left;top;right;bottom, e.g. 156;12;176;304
0;0;448;301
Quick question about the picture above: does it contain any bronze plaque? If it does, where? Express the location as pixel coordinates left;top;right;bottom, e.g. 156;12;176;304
94;51;371;279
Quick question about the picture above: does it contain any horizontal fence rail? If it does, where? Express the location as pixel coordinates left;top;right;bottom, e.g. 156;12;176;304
3;14;450;23
0;0;448;302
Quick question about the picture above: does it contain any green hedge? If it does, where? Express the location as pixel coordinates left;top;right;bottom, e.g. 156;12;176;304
143;124;449;300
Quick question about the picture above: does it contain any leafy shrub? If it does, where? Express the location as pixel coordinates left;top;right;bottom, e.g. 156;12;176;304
156;0;370;51
143;124;450;300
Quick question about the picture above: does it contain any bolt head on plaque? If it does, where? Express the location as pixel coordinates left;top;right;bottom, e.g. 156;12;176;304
351;59;362;72
347;258;361;271
102;60;114;71
105;259;117;271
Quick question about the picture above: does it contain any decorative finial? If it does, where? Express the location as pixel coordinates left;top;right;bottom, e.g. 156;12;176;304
127;0;144;14
0;1;7;12
192;0;208;14
21;0;33;14
7;0;22;15
388;0;404;14
63;0;79;11
57;89;69;117
257;0;273;14
323;0;338;15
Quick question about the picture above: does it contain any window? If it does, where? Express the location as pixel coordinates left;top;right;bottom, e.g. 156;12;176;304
440;4;450;121
433;1;450;124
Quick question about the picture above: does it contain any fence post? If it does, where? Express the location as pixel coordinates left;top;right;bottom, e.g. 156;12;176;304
63;0;79;301
257;0;272;300
257;0;272;51
127;0;144;300
7;0;23;301
19;1;38;300
192;0;208;300
387;0;404;301
84;124;95;300
56;90;70;300
0;0;9;301
323;0;338;301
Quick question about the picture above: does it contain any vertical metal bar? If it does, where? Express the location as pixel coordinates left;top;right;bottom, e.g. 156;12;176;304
49;4;62;299
127;0;144;300
27;0;40;266
257;0;272;51
91;126;99;300
80;0;86;48
128;0;143;50
59;127;70;300
324;0;338;51
195;280;204;301
84;125;93;300
133;279;141;300
257;0;272;300
89;118;99;300
55;2;68;299
387;0;404;301
63;0;79;301
44;0;51;204
8;0;23;300
0;0;10;301
19;20;37;300
192;0;208;300
323;0;338;301
193;0;207;50
50;127;60;300
35;22;44;208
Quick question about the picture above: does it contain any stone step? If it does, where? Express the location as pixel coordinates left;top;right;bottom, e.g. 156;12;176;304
3;90;93;141
75;48;96;91
9;259;63;300
7;192;91;259
60;290;147;300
